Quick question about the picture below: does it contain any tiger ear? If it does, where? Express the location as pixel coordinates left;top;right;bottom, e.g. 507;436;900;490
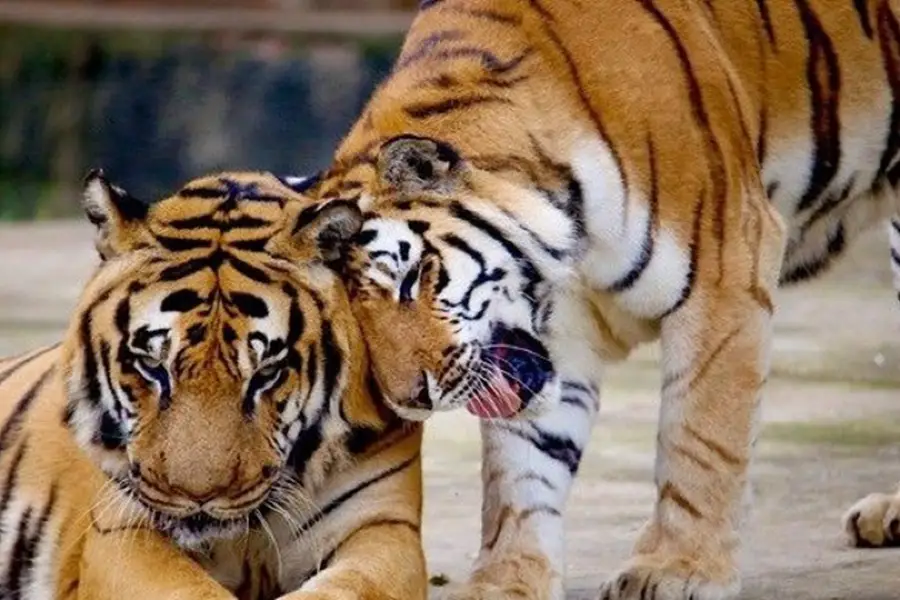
279;199;363;265
376;135;464;196
82;169;150;260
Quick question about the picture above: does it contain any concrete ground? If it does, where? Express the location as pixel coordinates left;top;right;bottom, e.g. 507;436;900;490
1;220;898;599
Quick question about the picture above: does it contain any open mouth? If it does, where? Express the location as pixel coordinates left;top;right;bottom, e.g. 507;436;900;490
466;326;554;419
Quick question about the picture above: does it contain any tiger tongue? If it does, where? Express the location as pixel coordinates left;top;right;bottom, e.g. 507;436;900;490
465;375;522;419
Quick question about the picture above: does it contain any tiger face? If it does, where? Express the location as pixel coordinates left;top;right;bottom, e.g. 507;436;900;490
62;171;363;547
332;136;579;421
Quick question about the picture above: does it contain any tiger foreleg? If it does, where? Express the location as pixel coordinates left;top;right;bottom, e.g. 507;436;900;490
598;189;785;600
279;519;427;600
79;526;235;599
436;382;598;600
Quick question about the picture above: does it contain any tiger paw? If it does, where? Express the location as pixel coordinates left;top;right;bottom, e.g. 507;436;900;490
843;492;900;547
434;551;562;600
597;554;739;600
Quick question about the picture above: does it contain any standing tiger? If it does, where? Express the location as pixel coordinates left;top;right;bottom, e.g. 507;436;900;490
0;171;426;599
305;1;900;599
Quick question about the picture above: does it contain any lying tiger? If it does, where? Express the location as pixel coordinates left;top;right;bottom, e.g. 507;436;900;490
300;0;900;599
0;171;425;599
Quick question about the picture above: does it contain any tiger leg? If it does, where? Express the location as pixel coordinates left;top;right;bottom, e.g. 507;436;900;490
436;294;604;600
598;188;785;600
434;384;598;600
78;526;234;599
841;217;900;549
279;519;427;600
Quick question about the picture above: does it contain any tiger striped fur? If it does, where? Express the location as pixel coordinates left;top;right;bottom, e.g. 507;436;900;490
0;171;426;599
303;1;900;599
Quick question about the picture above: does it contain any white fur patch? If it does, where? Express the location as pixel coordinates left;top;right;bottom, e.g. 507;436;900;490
571;137;690;318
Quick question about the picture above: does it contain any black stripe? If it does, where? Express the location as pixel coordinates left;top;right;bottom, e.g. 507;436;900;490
97;409;126;450
560;394;591;412
448;202;543;311
495;424;583;475
499;207;570;261
609;133;659;292
520;503;562;520
449;203;527;263
798;176;855;237
756;0;777;46
441;233;486;268
6;483;57;597
293;454;419;537
396;29;466;70
154;235;212;252
287;413;322;482
229;238;270;252
404;95;512;119
854;0;874;38
178;186;223;199
795;0;842;212
160;289;205;313
661;195;704;318
527;0;627;199
320;322;344;407
158;257;210;281
0;440;28;536
0;368;53;456
166;214;273;230
891;246;900;267
0;345;58;388
779;222;846;284
891;218;900;237
514;471;559;491
226;254;272;284
417;47;531;74
445;7;522;26
877;4;900;182
758;103;769;165
5;506;33;599
639;0;730;275
283;285;306;373
229;292;269;319
97;340;127;447
318;518;420;571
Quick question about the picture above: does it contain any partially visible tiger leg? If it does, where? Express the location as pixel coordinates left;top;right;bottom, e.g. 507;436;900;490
79;526;234;600
438;386;598;600
842;483;900;547
440;298;604;600
843;217;900;548
598;187;785;600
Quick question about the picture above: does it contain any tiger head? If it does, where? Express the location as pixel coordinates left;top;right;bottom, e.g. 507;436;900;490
323;136;579;421
61;170;368;547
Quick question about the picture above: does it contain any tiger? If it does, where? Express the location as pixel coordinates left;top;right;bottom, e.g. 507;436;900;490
0;169;426;599
299;1;900;599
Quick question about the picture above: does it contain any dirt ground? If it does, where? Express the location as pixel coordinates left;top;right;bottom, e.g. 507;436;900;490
1;220;899;599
